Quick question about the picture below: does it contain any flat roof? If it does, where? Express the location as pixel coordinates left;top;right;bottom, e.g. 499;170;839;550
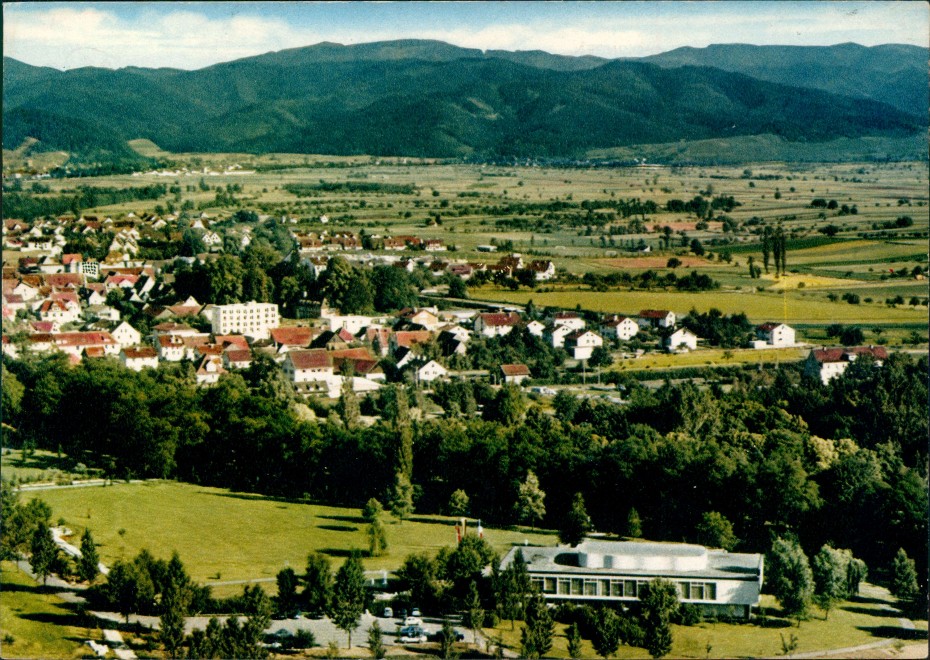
502;540;762;582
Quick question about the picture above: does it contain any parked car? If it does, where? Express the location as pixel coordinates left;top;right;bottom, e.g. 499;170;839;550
410;607;421;617
398;632;427;644
403;616;423;627
382;606;393;618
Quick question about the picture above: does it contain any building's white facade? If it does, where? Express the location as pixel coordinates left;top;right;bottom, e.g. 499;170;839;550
567;330;604;361
210;301;279;340
601;317;640;341
111;321;142;348
664;328;699;351
417;360;448;383
500;540;764;620
756;323;796;348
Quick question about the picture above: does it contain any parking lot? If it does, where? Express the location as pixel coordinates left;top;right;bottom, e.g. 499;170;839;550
265;610;475;648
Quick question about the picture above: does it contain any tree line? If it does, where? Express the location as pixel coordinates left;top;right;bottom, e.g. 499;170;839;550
3;347;925;592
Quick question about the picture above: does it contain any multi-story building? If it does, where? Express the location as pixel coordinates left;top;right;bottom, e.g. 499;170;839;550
210;301;279;340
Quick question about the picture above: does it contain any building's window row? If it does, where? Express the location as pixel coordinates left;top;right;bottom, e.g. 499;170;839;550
531;576;718;601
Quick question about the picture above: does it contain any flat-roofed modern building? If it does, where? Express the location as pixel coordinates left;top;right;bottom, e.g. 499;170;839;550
500;540;764;620
210;301;279;340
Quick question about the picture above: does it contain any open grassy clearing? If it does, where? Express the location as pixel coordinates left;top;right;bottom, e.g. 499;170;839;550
1;449;97;485
0;561;99;659
472;286;929;326
33;481;556;586
486;592;918;659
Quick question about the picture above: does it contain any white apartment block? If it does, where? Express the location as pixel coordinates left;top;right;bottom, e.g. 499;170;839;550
210;301;279;340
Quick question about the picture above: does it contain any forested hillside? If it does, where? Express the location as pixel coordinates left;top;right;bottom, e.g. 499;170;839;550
3;40;925;162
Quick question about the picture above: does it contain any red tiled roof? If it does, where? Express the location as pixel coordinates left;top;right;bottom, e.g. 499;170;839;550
393;330;433;347
757;322;782;331
123;347;157;359
270;326;316;347
287;349;332;370
330;347;375;360
500;363;531;377
478;312;521;327
639;309;671;319
215;335;250;351
225;349;252;363
811;346;888;364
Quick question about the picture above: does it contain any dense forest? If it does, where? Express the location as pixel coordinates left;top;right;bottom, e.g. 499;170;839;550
2;349;926;590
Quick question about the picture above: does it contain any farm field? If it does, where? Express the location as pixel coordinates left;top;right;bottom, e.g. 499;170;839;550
31;481;557;587
0;561;99;659
470;286;928;327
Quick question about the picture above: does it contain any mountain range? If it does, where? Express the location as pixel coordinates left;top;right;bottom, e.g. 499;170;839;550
3;39;927;163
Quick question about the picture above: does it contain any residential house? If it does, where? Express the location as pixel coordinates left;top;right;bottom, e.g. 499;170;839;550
397;308;441;331
120;347;159;371
270;326;317;353
664;328;699;352
500;363;531;385
474;312;521;338
156;334;186;362
417;360;448;383
552;311;586;332
111;321;142;347
283;349;334;383
37;299;81;324
525;320;546;337
527;260;556;281
546;323;576;349
638;309;676;330
223;349;253;370
566;330;604;360
755;323;796;348
195;355;227;386
600;316;639;341
804;346;887;385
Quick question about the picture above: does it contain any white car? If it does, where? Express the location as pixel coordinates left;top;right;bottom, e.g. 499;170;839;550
403;616;423;627
398;633;427;644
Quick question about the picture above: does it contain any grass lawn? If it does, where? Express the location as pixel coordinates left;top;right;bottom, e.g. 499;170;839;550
0;561;99;659
33;481;557;588
486;592;919;658
1;449;97;485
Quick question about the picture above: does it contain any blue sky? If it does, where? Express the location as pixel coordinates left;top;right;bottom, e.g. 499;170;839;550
4;1;927;70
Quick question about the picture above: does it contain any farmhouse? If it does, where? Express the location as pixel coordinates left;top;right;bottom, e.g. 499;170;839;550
804;345;887;384
500;540;764;620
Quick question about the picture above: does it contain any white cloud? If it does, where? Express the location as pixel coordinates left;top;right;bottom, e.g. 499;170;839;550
3;2;926;71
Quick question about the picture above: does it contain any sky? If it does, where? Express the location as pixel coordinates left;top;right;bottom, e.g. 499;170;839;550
3;1;928;71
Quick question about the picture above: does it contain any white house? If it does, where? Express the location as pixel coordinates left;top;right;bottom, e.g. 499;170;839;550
756;323;796;348
528;260;557;281
600;316;639;341
551;312;586;332
37;299;81;324
500;540;764;621
547;324;576;349
283;349;334;383
664;328;699;351
500;363;531;385
566;330;604;360
525;320;546;337
156;334;186;361
474;312;522;338
417;360;448;383
120;347;159;371
638;309;676;330
195;355;227;386
804;346;887;384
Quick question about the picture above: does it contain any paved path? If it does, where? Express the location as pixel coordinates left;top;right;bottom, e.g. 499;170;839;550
788;583;924;659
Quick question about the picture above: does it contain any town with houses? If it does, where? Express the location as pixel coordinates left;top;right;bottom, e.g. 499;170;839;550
1;212;885;397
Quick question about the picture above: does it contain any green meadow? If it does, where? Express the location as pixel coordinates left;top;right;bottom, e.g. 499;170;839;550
32;481;556;587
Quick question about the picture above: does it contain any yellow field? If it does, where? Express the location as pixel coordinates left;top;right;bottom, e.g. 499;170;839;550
472;287;929;325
